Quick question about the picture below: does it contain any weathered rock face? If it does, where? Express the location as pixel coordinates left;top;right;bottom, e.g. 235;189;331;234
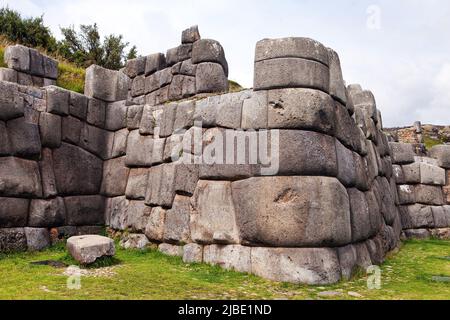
67;235;115;264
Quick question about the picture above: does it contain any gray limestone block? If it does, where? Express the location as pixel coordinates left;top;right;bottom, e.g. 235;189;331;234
168;75;184;101
126;201;152;233
402;163;421;183
276;130;338;177
46;86;69;116
419;163;446;185
327;48;347;104
163;195;191;244
347;188;372;242
43;56;58;79
255;37;330;66
173;100;195;131
432;206;450;228
124;56;146;78
159;243;184;257
354;153;369;191
131;75;146;97
195;62;228;94
182;25;201;44
403;229;431;240
397;185;416;205
105;100;127;131
194;95;220;127
84;65;129;102
100;156;130;197
7;117;41;160
429;145;450;169
241;90;268;129
69;91;88;120
17;72;32;86
400;204;434;229
125;168;149;200
389;142;415;165
39;112;61;148
163;134;183;163
254;58;329;92
204;245;251;273
173;162;199;196
171;62;182;75
180;59;197;76
336;139;357;188
145;164;176;208
190;180;240;245
0;67;18;83
192;39;228;76
334;102;363;154
29;49;44;76
0;197;30;227
79;123;114;160
183;243;203;264
64;195;105;226
0;81;24;121
182;76;196;98
39;148;57;198
145;207;166;242
145;53;166;76
29;197;65;227
414;184;444;206
152;137;166;164
251;247;341;285
125;130;154;167
267;88;335;134
62;116;82;145
350;90;377;121
337;244;358;280
87;98;106;127
144;72;160;94
53;143;103;195
106;196;129;230
232;176;351;247
127;104;144;130
111;128;128;158
25;227;51;251
159;103;177;137
4;45;30;72
166;44;193;66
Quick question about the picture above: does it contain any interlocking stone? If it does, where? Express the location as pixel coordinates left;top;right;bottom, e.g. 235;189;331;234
85;65;129;102
126;201;152;233
327;48;346;104
127;105;144;130
389;142;415;165
204;245;251;273
163;195;191;244
145;53;166;76
124;56;146;78
25;227;51;251
190;180;240;244
400;204;434;229
192;39;228;76
101;157;130;197
0;197;29;227
125;130;153;167
0;68;18;83
251;247;341;285
159;243;184;257
182;25;201;44
46;86;69;116
254;58;329;92
0;157;42;198
166;44;193;66
429;145;450;169
414;185;444;206
67;235;115;265
255;37;330;66
196;62;228;94
0;81;24;121
39;148;58;198
7;117;41;159
145;207;166;242
347;188;372;242
39;112;61;148
87;98;106;127
125;168;149;200
337;245;358;280
105;100;127;131
267;88;335;134
29;198;65;227
106;196;129;230
232;176;351;247
4;45;30;72
64;196;105;226
120;233;150;250
69;92;88;120
183;243;203;264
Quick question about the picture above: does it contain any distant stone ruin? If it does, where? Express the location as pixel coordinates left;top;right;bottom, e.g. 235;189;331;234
0;26;449;285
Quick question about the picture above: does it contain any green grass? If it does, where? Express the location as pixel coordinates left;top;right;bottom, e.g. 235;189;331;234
0;239;449;300
424;136;445;150
228;80;244;93
0;46;6;68
56;61;85;93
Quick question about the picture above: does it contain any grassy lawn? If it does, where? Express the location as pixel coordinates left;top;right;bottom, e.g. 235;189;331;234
0;239;448;300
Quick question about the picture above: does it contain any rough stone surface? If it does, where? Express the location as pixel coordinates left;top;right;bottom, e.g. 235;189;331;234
25;227;50;251
0;157;42;198
163;195;191;244
183;243;203;263
64;196;105;226
101;157;130;197
0;197;30;227
0;228;27;252
4;45;30;72
46;86;69;116
254;58;329;92
204;245;251;273
232;176;351;247
251;247;341;285
39;112;61;148
192;39;228;76
67;235;115;264
145;207;166;242
7;117;41;159
390;143;415;165
190;181;240;244
29;198;65;227
159;243;184;257
85;65;129;102
429;145;450;169
120;233;149;250
125;130;153;167
196;62;228;94
182;25;201;44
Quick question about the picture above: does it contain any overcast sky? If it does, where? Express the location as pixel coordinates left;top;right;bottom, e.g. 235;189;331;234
2;0;450;127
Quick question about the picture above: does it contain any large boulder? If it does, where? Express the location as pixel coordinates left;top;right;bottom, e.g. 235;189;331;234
84;65;129;102
0;157;42;198
389;143;415;165
192;39;228;76
195;62;228;94
251;247;341;285
53;143;103;195
4;45;30;72
190;181;240;244
67;235;115;265
0;197;30;227
231;176;351;247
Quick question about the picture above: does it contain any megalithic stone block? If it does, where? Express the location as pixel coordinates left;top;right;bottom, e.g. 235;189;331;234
85;65;130;102
232;176;351;247
195;62;228;94
0;157;43;198
192;39;228;76
7;117;41;160
429;145;450;169
0;197;30;227
327;48;347;104
4;45;30;72
182;25;201;44
0;81;24;121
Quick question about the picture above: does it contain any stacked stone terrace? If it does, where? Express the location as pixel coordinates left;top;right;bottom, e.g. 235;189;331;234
1;26;449;285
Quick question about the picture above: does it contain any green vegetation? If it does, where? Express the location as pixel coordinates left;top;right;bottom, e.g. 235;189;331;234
229;80;244;92
56;61;85;93
424;136;445;150
0;239;448;300
0;45;6;68
0;7;136;70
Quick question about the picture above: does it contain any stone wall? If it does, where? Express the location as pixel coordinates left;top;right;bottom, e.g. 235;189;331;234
1;26;449;285
391;143;450;239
